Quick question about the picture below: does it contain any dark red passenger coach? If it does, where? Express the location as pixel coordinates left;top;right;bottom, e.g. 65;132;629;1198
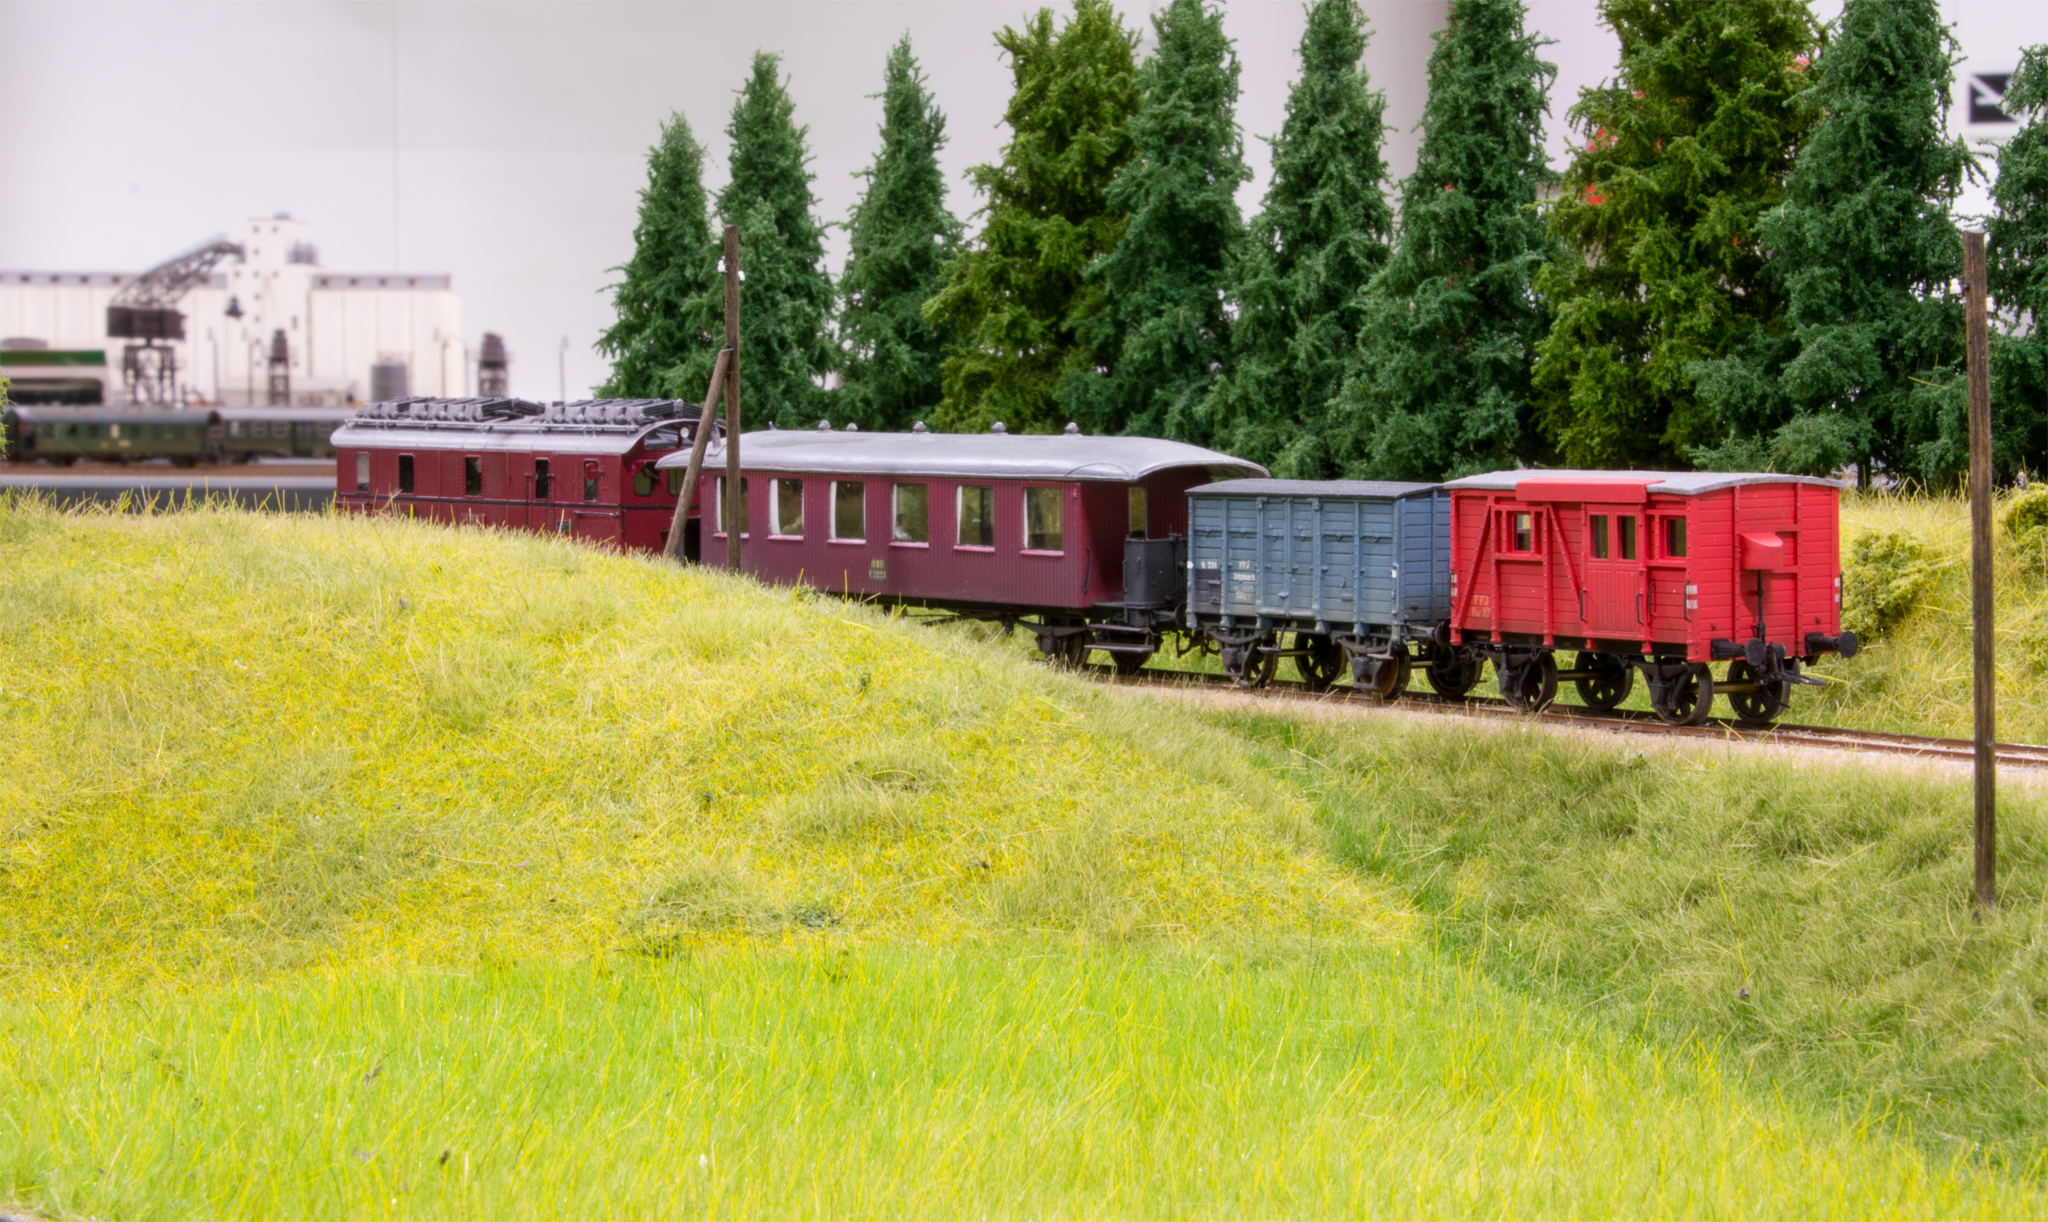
332;397;717;554
1439;470;1857;726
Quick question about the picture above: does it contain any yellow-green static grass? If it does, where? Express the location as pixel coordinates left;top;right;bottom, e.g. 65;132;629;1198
0;496;1396;988
4;947;2036;1219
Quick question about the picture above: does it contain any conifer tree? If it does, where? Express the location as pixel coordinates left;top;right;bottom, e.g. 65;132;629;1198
682;52;837;429
1338;0;1555;479
925;0;1139;434
836;36;962;432
1532;0;1820;469
1987;44;2048;481
1202;0;1391;474
1722;0;1974;484
596;112;721;399
1060;0;1248;439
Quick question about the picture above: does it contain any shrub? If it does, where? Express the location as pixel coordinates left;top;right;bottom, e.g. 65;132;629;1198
2002;486;2048;543
1841;528;1938;640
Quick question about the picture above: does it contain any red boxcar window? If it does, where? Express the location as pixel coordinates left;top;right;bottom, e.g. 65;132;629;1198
464;456;482;497
534;458;552;500
1025;487;1063;552
583;461;600;502
957;485;993;547
771;478;804;536
893;484;929;543
1618;515;1637;560
1664;517;1687;558
398;454;415;494
1511;512;1533;552
832;481;866;540
1591;514;1609;558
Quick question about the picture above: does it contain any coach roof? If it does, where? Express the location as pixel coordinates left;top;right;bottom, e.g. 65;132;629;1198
1442;469;1844;497
661;429;1267;482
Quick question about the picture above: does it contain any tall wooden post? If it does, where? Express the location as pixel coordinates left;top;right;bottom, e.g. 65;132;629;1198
662;347;729;561
721;224;743;570
1964;230;1997;913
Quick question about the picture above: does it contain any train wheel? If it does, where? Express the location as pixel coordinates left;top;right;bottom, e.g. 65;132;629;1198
1500;653;1558;713
1357;652;1412;701
1724;659;1788;728
1651;663;1716;726
1112;649;1151;677
1224;634;1280;688
1425;649;1484;699
50;454;77;467
1043;626;1088;669
1296;634;1344;693
1573;652;1634;710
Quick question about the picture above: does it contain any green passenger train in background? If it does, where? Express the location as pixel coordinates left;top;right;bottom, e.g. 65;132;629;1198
1;405;353;466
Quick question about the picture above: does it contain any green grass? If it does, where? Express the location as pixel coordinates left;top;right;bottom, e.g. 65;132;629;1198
4;494;2046;1216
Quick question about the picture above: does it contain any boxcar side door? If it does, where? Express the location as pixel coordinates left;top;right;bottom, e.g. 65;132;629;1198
1583;503;1646;638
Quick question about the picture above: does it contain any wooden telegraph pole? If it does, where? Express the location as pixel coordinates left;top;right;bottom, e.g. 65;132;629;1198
1963;230;1997;913
661;348;728;561
721;225;744;570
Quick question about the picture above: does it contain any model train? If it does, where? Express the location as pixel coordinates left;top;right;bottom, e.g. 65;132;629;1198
1;404;357;465
331;401;1858;728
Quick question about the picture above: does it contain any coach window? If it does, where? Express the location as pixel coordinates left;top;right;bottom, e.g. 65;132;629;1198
832;481;866;541
252;421;267;438
1025;487;1064;552
1511;511;1534;552
1128;486;1148;537
715;476;750;534
772;478;804;537
634;464;657;497
534;458;552;500
398;454;415;494
1617;515;1637;560
893;483;929;544
228;420;245;437
355;452;370;493
1591;514;1610;559
583;461;601;502
957;485;994;548
464;456;483;497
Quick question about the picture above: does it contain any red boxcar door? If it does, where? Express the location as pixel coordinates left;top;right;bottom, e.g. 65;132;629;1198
1583;505;1645;638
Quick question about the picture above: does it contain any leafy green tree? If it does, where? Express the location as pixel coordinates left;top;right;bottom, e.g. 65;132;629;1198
1337;0;1556;479
836;36;962;431
1716;0;1975;484
925;0;1139;434
1060;0;1248;440
1532;0;1821;469
1203;0;1392;474
1985;44;2048;482
672;52;837;429
596;112;721;399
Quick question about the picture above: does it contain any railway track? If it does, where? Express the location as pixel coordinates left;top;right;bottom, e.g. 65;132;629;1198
1091;664;2048;772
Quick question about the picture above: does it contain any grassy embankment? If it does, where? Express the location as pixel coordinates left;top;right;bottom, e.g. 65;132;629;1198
1;495;2042;1216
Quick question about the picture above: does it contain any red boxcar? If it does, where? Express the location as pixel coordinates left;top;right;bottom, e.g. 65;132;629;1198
659;424;1263;667
332;397;718;554
1439;469;1857;726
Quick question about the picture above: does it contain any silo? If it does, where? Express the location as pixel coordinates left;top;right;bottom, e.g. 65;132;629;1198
370;360;410;403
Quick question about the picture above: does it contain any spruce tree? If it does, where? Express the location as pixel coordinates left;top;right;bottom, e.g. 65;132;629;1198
1735;0;1974;483
1981;45;2048;481
925;0;1139;434
1059;0;1248;440
1338;0;1555;480
596;112;722;399
684;52;837;429
836;36;962;432
1202;0;1391;474
1531;0;1821;469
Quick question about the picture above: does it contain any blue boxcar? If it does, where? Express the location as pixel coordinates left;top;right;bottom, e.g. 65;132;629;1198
1185;478;1481;697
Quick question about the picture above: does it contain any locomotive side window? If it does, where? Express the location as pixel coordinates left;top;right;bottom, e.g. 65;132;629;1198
464;456;483;497
665;467;682;497
715;477;750;533
893;483;929;543
1591;514;1609;558
1511;512;1533;552
957;485;994;547
634;464;657;497
772;478;804;537
398;454;415;494
1025;487;1063;552
832;481;866;541
534;459;552;500
583;461;600;502
1618;515;1637;560
355;451;369;492
1128;486;1148;537
1664;517;1687;558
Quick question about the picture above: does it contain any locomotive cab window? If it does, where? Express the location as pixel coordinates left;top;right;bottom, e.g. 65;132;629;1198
832;481;866;541
893;483;929;543
354;451;369;493
533;459;551;500
634;464;657;497
583;461;601;502
1025;487;1063;552
398;454;415;494
1511;512;1533;552
1663;517;1687;558
1128;486;1148;537
957;485;994;548
716;476;750;534
464;456;482;497
772;478;804;537
665;467;682;497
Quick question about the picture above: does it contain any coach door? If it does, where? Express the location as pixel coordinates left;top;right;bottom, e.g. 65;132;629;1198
1583;505;1644;638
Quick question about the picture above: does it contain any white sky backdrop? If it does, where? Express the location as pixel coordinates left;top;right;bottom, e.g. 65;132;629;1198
2;0;2044;400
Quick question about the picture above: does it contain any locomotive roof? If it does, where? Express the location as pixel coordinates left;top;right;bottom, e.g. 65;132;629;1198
660;428;1266;482
1442;468;1845;496
330;397;711;456
1191;478;1438;499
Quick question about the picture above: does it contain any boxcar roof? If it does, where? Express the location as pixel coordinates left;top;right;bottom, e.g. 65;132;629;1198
661;429;1266;482
1442;468;1844;497
1191;478;1438;499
